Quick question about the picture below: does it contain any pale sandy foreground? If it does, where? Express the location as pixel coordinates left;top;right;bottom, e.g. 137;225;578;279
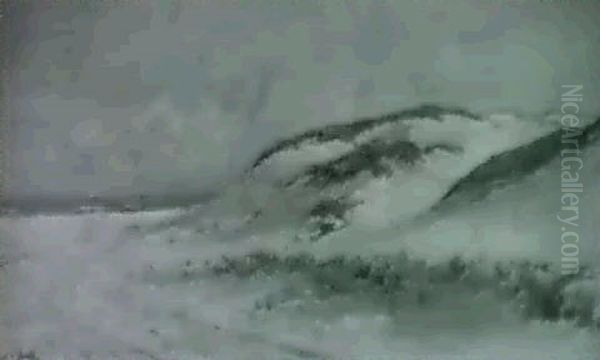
0;198;598;359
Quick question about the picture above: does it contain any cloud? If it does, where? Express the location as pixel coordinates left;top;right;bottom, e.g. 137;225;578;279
7;0;600;200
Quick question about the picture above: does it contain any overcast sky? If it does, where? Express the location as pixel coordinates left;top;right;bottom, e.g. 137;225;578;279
5;0;600;201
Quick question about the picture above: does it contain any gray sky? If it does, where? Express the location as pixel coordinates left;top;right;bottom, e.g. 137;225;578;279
6;0;600;200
